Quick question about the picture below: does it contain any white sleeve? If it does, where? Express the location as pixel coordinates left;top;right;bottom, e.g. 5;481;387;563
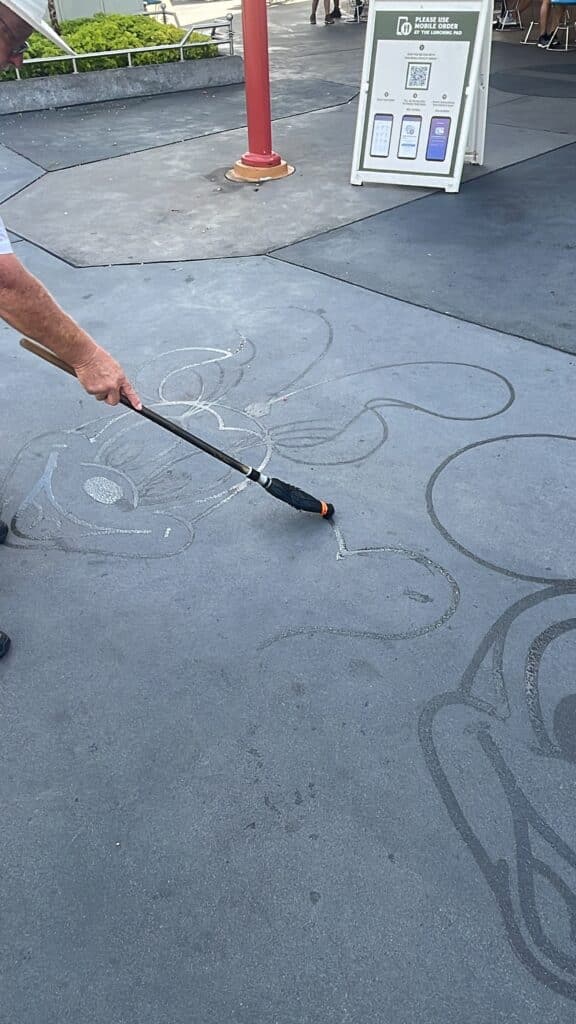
0;216;13;255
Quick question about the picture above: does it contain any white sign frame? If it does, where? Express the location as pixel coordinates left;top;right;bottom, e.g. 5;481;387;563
351;0;492;193
465;2;491;165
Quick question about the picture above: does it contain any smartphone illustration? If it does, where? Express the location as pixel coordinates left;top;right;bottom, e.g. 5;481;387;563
370;114;393;158
425;116;451;162
397;115;421;160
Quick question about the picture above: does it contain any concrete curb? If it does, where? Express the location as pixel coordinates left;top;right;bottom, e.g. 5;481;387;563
0;56;244;114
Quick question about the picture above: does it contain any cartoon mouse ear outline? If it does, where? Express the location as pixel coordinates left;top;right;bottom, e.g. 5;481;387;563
233;306;333;406
130;306;334;413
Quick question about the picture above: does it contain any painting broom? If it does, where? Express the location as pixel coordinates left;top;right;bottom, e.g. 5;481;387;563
20;338;335;520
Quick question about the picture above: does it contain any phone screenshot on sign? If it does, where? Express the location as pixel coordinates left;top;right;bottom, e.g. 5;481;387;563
397;115;421;159
426;117;451;161
370;114;394;157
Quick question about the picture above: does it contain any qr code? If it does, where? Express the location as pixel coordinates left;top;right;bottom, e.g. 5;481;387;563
406;63;430;90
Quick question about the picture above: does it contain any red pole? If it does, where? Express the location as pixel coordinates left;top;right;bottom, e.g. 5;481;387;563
241;0;280;167
227;0;293;181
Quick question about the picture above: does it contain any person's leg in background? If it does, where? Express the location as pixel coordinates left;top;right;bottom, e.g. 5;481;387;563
538;0;560;44
310;0;334;22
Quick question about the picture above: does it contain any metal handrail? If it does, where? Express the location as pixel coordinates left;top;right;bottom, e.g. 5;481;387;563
142;1;181;28
143;10;181;27
11;14;234;78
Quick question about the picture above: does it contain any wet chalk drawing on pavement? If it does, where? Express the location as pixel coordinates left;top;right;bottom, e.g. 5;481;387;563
8;305;575;1000
0;306;514;563
420;434;576;1001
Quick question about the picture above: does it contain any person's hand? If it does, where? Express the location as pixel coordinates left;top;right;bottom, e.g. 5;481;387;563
73;345;142;410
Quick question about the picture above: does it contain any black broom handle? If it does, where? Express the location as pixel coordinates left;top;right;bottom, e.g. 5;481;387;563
20;338;253;477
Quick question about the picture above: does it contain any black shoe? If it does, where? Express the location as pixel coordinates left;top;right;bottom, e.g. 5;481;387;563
538;32;559;47
497;12;519;27
0;631;11;659
330;7;342;16
309;13;316;21
325;14;335;22
0;520;7;545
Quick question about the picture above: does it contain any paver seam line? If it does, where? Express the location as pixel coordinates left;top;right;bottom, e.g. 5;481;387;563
7;231;573;357
266;251;576;357
0;69;562;176
7;122;573;272
6;135;573;281
499;65;576;78
0;146;45;173
4;229;82;268
0;142;51;171
270;44;365;57
21;104;566;204
264;132;576;255
489;121;575;135
6;193;426;269
487;95;530;110
0;174;45;205
0;88;360;172
4;115;566;268
487;92;576;132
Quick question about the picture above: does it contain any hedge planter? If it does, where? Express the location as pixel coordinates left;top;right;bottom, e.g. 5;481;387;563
0;56;244;114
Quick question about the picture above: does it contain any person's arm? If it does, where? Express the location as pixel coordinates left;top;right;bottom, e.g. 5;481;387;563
0;254;141;409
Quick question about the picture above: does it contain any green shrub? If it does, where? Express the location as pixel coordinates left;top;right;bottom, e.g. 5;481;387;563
0;12;218;79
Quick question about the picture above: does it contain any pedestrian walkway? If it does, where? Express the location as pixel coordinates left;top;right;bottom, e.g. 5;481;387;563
0;10;575;1024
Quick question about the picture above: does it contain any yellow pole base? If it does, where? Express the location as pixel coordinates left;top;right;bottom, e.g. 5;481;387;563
226;159;295;183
